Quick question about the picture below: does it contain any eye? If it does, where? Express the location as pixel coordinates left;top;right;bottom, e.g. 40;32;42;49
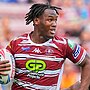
55;19;57;21
55;19;57;22
48;19;53;22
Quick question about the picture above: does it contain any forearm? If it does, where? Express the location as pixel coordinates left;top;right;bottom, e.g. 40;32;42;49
61;81;89;90
79;55;90;90
79;65;90;90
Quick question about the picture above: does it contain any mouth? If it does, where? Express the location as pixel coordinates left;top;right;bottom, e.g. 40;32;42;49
50;29;56;34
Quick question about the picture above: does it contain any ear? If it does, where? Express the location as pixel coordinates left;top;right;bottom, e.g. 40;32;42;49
33;18;40;25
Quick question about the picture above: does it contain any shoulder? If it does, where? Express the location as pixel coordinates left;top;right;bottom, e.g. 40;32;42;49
8;33;30;46
16;33;29;39
13;33;29;41
53;35;68;45
53;35;77;50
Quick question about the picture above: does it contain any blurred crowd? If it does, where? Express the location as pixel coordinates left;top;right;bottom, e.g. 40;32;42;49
0;0;90;90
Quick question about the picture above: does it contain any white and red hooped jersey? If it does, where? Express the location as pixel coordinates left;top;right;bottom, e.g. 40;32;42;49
6;33;86;90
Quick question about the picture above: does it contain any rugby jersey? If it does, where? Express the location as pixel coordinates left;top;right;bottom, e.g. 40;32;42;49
6;33;86;90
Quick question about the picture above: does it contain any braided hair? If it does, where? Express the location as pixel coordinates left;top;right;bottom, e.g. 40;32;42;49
25;3;62;25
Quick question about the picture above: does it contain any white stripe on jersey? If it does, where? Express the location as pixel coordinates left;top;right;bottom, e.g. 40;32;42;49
56;64;64;90
14;79;57;90
14;54;64;62
16;68;61;75
53;38;66;45
75;50;87;65
18;34;59;48
18;43;58;49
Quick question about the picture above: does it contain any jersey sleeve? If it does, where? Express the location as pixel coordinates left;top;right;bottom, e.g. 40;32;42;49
6;33;28;55
66;39;87;65
6;39;17;56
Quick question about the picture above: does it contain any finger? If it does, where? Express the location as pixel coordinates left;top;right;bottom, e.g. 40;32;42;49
0;60;9;64
0;72;9;76
0;67;11;71
0;63;11;68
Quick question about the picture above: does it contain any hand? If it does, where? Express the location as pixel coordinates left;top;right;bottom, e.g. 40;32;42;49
0;60;11;76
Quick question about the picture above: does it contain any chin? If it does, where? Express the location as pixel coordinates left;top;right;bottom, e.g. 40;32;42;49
47;35;54;39
44;35;53;41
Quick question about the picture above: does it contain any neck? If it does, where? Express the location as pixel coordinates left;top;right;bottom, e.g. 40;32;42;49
30;31;49;44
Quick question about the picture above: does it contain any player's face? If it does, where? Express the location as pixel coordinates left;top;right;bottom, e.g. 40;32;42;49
39;9;58;39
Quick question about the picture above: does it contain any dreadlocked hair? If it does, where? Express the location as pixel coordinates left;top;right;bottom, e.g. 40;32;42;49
25;3;62;25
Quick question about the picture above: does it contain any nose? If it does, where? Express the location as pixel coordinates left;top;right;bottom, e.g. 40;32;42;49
52;21;57;27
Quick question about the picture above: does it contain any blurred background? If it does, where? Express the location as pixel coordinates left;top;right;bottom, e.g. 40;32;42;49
0;0;90;89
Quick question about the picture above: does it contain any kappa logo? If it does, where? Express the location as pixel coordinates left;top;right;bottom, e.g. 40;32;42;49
32;48;42;53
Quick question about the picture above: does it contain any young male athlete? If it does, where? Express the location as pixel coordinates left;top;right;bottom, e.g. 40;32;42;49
0;3;90;90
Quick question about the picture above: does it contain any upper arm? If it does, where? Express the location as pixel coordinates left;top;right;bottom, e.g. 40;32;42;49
6;39;16;55
79;53;90;66
66;39;87;65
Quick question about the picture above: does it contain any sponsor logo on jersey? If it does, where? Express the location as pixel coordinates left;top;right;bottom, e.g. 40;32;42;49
21;47;30;51
32;48;42;53
26;59;46;73
68;39;75;50
25;59;46;79
45;48;54;55
73;45;81;59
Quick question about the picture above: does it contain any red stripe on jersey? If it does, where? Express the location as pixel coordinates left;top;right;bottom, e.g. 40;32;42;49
0;49;5;58
12;83;23;90
15;73;59;86
12;83;39;90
